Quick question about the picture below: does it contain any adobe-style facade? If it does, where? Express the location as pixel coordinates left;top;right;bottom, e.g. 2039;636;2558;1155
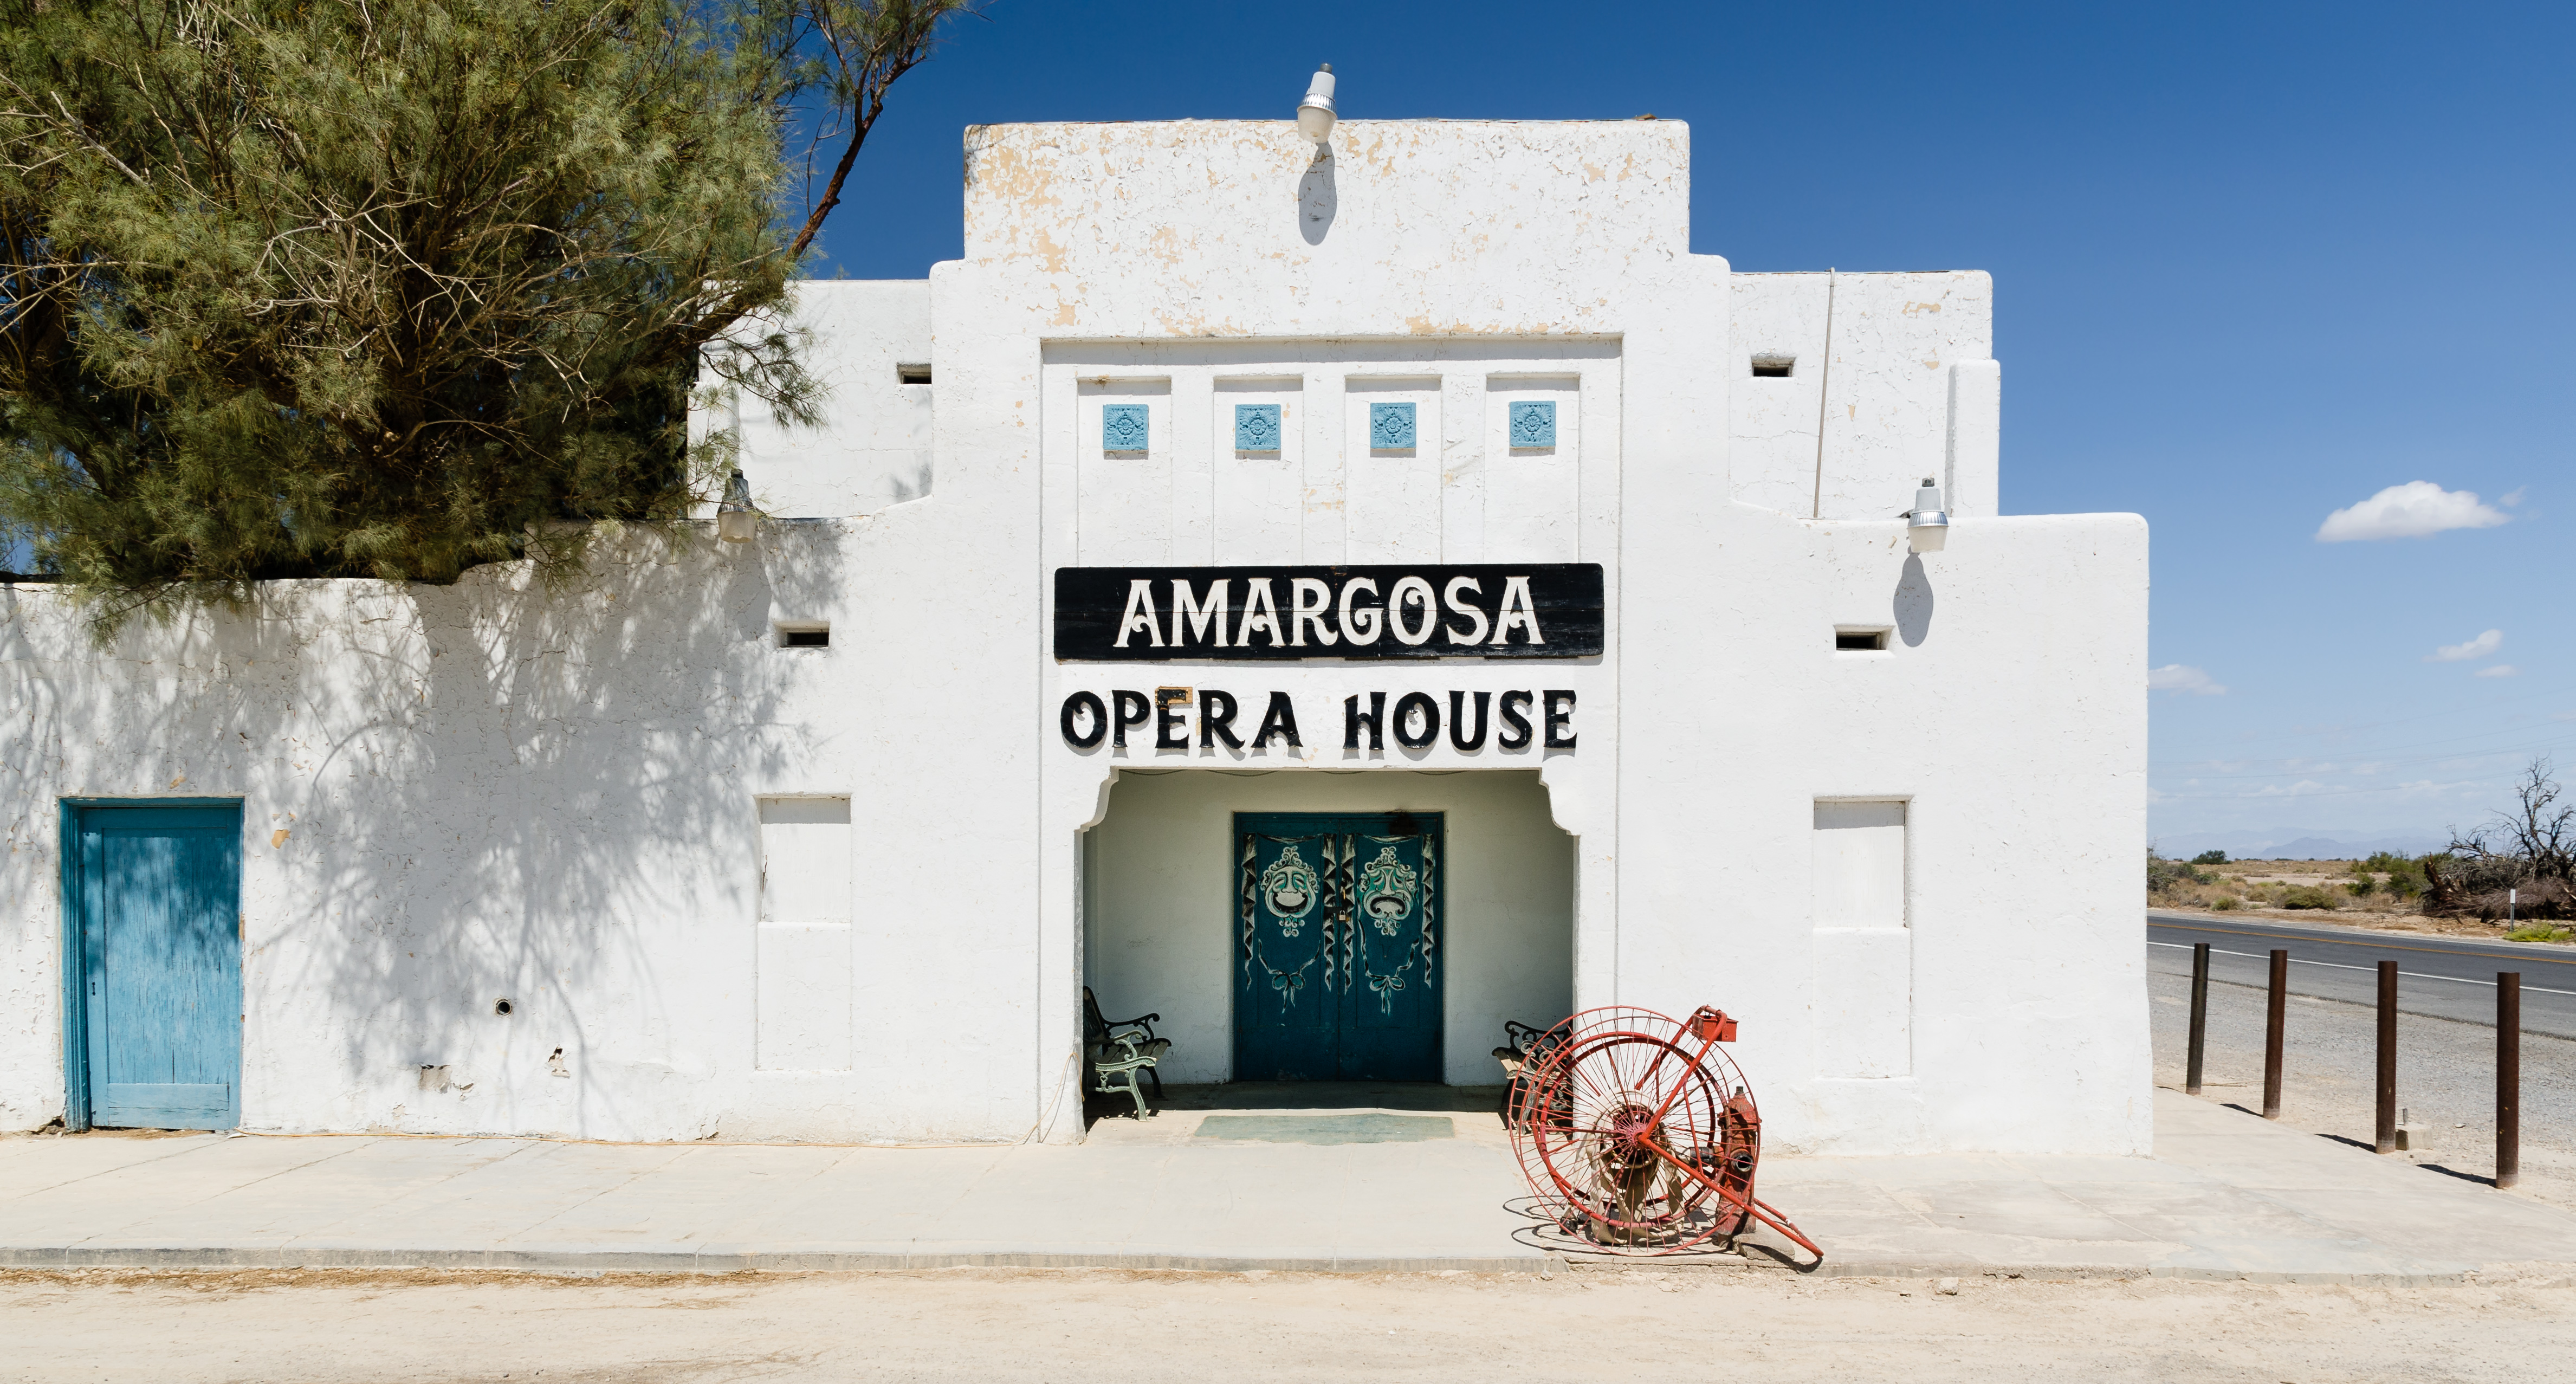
1;119;2148;1154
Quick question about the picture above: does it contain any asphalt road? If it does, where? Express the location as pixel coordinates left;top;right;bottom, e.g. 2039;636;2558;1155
2147;910;2576;1039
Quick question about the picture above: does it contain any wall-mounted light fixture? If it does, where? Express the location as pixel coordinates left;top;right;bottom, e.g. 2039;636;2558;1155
717;468;760;544
1904;477;1949;554
1297;64;1337;144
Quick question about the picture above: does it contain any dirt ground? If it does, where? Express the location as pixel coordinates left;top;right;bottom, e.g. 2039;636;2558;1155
7;1264;2576;1382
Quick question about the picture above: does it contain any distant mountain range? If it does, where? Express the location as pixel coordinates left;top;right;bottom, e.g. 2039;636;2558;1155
2152;827;2452;861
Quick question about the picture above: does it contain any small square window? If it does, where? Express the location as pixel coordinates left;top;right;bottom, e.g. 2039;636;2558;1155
896;364;932;385
1507;400;1556;448
1835;628;1890;652
1751;354;1795;378
778;624;830;649
1102;404;1150;452
1234;403;1281;451
1368;402;1416;450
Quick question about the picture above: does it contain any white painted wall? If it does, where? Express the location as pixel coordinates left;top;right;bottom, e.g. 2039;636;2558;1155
1730;272;2000;520
1;526;1053;1143
1084;769;1574;1086
756;797;853;1072
722;281;934;518
1;119;2148;1157
1811;800;1910;1080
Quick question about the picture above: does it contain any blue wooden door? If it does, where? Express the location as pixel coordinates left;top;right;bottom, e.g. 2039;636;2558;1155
69;804;243;1129
1234;812;1442;1082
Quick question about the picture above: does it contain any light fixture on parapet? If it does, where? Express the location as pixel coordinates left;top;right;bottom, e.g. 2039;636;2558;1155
1906;477;1950;554
717;468;760;544
1297;64;1337;144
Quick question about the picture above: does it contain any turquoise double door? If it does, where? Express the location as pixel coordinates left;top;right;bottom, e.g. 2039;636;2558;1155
64;803;243;1130
1234;812;1442;1082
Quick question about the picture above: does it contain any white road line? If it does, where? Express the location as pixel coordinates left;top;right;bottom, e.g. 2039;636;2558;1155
2146;940;2576;997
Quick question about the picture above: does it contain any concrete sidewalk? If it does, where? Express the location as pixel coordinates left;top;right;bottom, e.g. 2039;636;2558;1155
1750;1092;2576;1283
5;1090;2575;1282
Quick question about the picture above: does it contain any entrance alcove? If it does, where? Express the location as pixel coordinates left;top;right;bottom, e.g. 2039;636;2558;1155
1081;769;1573;1089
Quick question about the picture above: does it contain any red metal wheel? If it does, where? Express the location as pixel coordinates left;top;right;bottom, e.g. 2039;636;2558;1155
1505;1005;1813;1260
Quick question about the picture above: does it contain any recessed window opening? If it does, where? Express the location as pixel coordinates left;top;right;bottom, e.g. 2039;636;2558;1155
1835;628;1890;652
777;623;830;648
896;364;932;385
1751;354;1795;378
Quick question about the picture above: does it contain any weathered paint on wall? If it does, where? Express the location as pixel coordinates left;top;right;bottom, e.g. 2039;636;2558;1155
2;119;2147;1156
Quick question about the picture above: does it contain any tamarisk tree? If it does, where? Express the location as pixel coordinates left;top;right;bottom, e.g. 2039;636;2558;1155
0;0;966;618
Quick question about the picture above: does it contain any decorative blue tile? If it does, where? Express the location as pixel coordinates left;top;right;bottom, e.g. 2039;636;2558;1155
1368;402;1416;450
1509;400;1556;448
1102;404;1150;452
1234;403;1282;451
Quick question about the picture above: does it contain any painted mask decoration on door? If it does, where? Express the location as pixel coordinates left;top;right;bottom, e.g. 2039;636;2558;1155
1260;845;1322;936
1357;845;1420;936
1235;814;1441;1081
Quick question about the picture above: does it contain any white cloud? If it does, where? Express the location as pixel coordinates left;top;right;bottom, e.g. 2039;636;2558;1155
2502;487;2528;508
2150;664;2227;695
2476;664;2517;678
2428;629;2503;662
2315;481;2511;542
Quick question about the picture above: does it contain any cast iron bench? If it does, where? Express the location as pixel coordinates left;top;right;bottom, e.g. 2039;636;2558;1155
1084;986;1169;1118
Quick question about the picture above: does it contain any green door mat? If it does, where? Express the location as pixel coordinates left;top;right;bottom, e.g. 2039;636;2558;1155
1192;1114;1455;1144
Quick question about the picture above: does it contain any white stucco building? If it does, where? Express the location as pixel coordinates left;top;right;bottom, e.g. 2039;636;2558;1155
1;117;2148;1154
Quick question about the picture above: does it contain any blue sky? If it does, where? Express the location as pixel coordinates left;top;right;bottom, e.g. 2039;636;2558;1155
801;1;2572;852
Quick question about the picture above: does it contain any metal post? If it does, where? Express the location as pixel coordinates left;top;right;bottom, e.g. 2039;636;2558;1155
2500;972;2521;1190
2185;942;2211;1096
2376;960;2398;1154
2263;948;2287;1120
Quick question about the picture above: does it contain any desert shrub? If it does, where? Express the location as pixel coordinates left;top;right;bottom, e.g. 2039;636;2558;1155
2508;924;2572;943
2146;851;2205;896
2347;876;2376;897
2212;896;2241;911
2279;885;2339;910
2191;850;2229;865
2351;854;2424;901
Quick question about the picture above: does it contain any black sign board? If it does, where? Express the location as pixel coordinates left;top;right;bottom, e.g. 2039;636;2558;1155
1053;564;1603;662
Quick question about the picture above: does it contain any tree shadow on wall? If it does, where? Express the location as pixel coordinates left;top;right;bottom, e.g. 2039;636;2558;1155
3;523;852;1139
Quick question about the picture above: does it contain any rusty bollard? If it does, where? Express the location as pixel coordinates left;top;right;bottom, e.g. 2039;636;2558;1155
2185;943;2211;1096
2263;949;2287;1120
2376;960;2398;1154
2500;972;2521;1191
